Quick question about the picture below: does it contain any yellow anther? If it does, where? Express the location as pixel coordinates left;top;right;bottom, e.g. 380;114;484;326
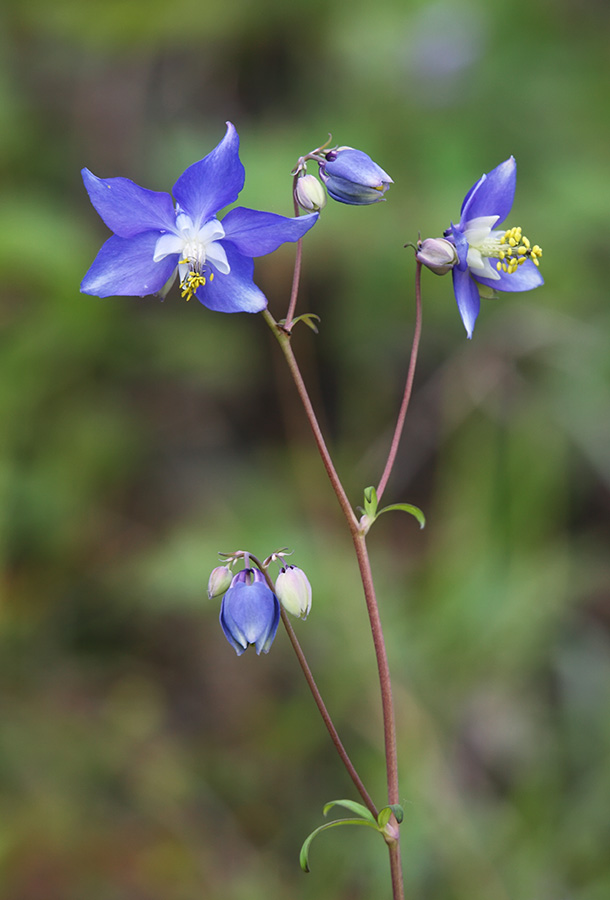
180;270;208;301
495;226;542;274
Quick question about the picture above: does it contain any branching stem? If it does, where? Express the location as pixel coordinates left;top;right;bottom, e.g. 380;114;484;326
376;260;423;503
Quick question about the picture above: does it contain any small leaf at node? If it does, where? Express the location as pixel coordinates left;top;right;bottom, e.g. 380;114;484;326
376;502;426;529
322;799;378;825
363;486;378;519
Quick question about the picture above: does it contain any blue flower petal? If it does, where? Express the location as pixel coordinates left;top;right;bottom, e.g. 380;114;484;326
452;267;480;339
221;207;318;257
447;223;470;271
473;259;544;293
81;169;177;238
460;157;516;226
196;243;267;313
324;174;389;205
172;122;245;226
219;582;280;656
81;232;177;298
323;149;393;188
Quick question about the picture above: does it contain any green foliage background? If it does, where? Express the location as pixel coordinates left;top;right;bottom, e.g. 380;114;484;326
1;1;609;898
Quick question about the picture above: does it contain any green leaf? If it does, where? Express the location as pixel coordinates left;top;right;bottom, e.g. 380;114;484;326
376;502;426;529
377;804;404;827
299;818;381;873
322;799;377;825
389;804;404;824
363;486;378;519
285;313;321;334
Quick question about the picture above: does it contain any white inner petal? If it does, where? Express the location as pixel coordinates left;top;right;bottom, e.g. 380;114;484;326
153;214;230;275
466;247;500;280
205;241;230;274
463;215;500;247
153;232;184;262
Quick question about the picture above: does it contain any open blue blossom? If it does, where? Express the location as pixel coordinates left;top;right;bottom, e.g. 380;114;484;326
81;122;318;313
219;568;280;656
443;156;543;338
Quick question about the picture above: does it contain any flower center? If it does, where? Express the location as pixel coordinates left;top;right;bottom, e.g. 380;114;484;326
153;213;230;301
476;226;543;274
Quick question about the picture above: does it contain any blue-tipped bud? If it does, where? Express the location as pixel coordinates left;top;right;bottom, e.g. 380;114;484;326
207;565;233;599
415;237;458;275
295;174;327;212
275;565;312;620
219;568;280;656
319;147;393;205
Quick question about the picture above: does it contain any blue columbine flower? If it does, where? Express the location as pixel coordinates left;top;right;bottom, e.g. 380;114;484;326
219;568;280;656
319;147;393;205
81;122;318;313
444;156;543;338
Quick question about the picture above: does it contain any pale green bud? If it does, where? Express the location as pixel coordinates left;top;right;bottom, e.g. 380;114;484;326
415;237;458;275
295;174;327;212
275;565;312;619
207;565;233;599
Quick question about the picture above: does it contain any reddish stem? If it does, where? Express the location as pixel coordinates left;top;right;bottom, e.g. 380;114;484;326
376;260;423;503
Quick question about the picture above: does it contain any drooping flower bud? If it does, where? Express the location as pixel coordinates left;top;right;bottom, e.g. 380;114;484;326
207;565;233;599
415;238;458;275
319;147;393;205
275;565;312;620
219;570;280;656
295;174;327;212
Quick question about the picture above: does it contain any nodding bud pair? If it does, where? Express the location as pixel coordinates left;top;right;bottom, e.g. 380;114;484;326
295;146;393;211
209;564;312;657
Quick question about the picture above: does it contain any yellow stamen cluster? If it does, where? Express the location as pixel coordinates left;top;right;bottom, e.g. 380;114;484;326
179;265;214;301
496;226;542;274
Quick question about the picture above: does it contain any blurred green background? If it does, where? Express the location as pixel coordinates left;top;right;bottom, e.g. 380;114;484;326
1;0;609;898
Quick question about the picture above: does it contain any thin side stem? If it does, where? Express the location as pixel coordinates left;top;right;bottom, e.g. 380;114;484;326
376;260;423;503
262;309;358;532
282;176;303;331
280;608;378;818
282;238;303;332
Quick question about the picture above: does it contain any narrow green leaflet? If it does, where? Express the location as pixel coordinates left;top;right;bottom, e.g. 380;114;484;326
299;799;381;873
359;487;425;532
323;799;377;824
300;818;381;872
363;486;378;519
376;502;426;530
377;804;404;827
280;313;321;333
